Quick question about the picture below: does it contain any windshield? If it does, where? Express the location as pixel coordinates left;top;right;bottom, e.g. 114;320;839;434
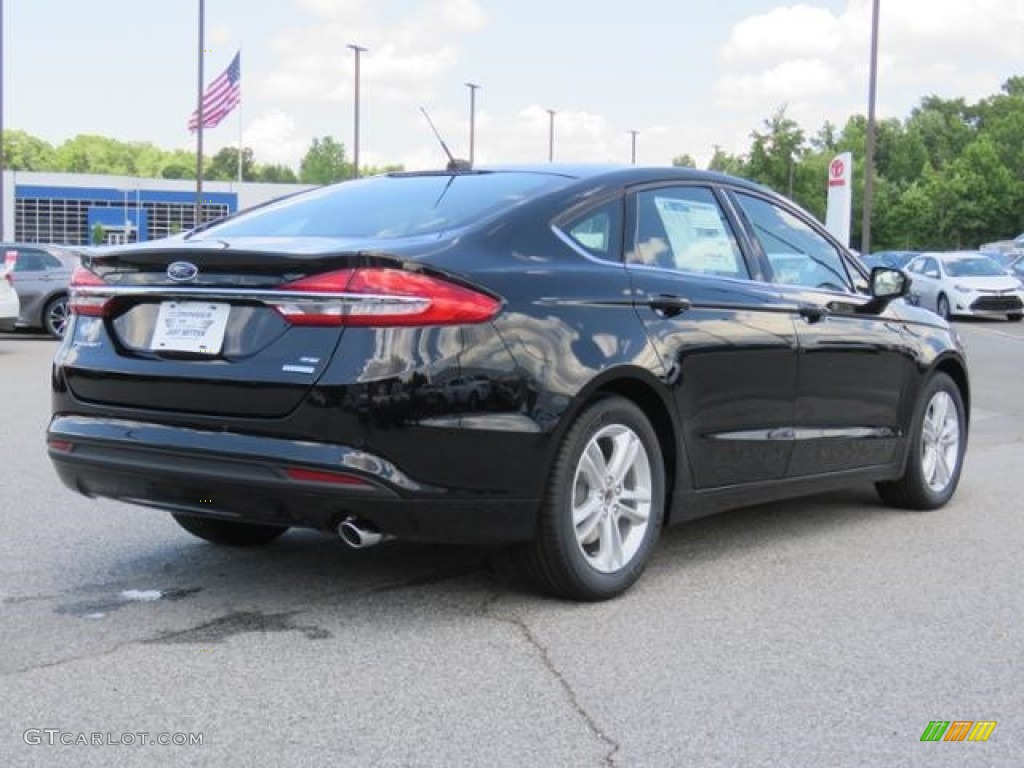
199;171;572;240
944;256;1006;277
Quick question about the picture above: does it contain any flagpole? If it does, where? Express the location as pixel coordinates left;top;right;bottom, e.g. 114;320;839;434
237;103;243;183
195;0;205;225
237;48;243;184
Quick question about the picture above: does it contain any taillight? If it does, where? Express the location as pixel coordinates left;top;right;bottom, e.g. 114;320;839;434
69;265;113;317
270;268;500;327
3;249;16;284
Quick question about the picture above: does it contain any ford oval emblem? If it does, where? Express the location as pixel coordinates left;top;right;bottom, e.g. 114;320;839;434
167;261;199;282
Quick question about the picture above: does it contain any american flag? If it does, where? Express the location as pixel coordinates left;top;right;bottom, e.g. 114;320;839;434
188;51;241;132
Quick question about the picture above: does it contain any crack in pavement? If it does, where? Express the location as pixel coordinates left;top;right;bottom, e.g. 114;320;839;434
481;590;622;768
1;638;146;678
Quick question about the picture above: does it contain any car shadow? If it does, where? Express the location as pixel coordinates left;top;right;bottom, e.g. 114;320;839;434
41;483;910;624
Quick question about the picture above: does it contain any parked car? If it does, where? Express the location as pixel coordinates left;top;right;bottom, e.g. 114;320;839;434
2;243;82;337
0;262;20;332
983;249;1024;275
904;251;1024;321
1009;254;1024;281
48;166;970;600
861;250;919;270
979;232;1024;257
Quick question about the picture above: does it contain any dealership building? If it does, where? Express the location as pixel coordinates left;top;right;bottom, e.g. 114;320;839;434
0;171;312;245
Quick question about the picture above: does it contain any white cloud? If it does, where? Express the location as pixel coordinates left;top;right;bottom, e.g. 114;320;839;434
241;110;309;168
712;0;1024;157
265;0;487;105
723;5;842;64
208;26;236;49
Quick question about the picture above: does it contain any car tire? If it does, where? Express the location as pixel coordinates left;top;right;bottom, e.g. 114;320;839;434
936;294;950;321
516;396;665;601
1007;313;1022;322
43;294;71;339
171;513;288;546
876;372;966;510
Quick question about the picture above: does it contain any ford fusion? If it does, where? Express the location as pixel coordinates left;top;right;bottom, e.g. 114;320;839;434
48;166;969;600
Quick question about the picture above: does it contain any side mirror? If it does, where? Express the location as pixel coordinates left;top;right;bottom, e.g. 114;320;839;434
871;267;909;299
855;267;910;315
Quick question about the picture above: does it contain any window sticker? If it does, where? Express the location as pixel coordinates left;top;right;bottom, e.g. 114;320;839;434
653;197;740;275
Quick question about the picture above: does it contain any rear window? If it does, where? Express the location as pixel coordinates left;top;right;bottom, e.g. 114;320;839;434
200;172;572;240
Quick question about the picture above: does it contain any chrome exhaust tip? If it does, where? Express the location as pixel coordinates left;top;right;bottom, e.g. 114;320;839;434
338;517;389;549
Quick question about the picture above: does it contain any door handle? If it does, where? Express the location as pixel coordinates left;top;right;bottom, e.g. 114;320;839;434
647;294;691;318
798;304;829;323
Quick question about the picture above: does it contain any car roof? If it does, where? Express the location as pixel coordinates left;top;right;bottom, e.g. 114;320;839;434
387;164;772;193
921;250;991;261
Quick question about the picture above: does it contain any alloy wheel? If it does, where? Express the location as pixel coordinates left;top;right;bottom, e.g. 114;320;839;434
920;390;960;493
46;297;70;338
571;424;653;573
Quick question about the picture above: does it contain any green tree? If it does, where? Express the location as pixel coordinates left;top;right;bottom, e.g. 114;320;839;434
254;164;299;183
362;163;405;176
929;138;1016;247
906;96;976;172
55;135;141;175
207;147;256;181
746;106;807;201
299;136;351;184
707;145;746;176
2;130;58;170
671;154;696;168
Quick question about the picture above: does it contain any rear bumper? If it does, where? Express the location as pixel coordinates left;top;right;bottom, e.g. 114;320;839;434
47;416;538;544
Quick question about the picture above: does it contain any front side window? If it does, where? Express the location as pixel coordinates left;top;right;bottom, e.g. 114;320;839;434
627;186;748;279
735;192;852;292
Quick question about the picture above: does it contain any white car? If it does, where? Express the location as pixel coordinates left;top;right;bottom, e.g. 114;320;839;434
0;264;21;332
905;251;1024;322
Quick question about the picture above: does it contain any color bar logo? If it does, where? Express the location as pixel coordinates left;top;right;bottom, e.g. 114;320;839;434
920;721;997;742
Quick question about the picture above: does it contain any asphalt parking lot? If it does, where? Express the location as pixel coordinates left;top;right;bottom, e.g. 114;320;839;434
2;320;1022;767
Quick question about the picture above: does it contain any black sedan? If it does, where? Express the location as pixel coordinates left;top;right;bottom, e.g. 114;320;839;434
49;166;969;600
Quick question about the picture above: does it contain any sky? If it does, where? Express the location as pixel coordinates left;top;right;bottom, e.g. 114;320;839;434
4;0;1023;172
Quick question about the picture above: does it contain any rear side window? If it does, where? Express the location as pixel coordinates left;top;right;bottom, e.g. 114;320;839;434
201;172;573;240
562;200;623;261
628;186;748;278
7;248;62;271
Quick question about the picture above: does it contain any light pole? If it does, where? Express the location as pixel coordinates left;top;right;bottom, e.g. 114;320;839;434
547;109;556;163
465;82;480;166
628;130;639;164
861;0;880;254
348;44;367;179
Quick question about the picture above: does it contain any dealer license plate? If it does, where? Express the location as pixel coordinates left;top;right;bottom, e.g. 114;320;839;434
151;301;230;354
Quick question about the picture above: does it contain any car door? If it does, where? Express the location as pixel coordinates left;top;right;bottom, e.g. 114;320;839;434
729;190;916;477
623;183;798;489
905;255;941;313
5;246;63;322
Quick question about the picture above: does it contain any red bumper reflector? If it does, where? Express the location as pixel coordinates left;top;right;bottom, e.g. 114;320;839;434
285;467;372;487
